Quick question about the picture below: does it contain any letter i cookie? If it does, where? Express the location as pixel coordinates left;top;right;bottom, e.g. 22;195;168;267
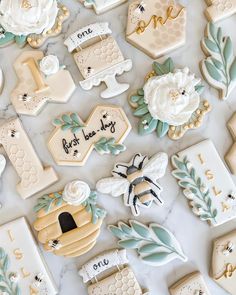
172;139;236;227
205;0;236;22
0;117;58;199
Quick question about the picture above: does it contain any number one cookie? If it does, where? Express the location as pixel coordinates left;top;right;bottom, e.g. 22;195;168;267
48;105;131;166
205;0;236;22
11;51;76;116
0;118;58;199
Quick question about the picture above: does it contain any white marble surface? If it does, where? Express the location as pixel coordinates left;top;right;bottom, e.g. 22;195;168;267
0;0;236;294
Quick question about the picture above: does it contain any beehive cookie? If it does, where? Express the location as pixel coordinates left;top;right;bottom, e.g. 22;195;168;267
126;0;186;59
34;180;106;258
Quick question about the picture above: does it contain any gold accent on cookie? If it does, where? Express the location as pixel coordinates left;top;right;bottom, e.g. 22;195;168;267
7;229;15;241
13;248;24;260
21;267;30;278
213;186;222;197
221;202;231;212
21;0;32;9
205;169;214;180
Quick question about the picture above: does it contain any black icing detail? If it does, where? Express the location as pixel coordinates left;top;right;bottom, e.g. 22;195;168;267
58;212;77;233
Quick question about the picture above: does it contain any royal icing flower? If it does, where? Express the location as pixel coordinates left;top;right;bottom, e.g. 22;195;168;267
143;68;200;126
62;180;91;206
0;0;58;36
39;55;60;76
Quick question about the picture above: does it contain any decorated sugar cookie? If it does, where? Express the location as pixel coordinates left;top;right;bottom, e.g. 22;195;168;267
225;113;236;174
96;152;168;216
109;220;187;266
0;217;57;294
201;23;236;100
0;117;58;199
211;229;236;294
129;58;210;140
64;22;132;99
169;272;211;295
80;0;127;14
172;139;236;227
48;105;131;166
0;154;6;178
205;0;236;22
34;180;106;258
0;67;3;94
11;51;76;116
0;0;69;48
79;249;148;295
126;0;186;59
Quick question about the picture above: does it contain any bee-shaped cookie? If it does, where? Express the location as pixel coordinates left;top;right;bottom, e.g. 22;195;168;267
96;152;168;216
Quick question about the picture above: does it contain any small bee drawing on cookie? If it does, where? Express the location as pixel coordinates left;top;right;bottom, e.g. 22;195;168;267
223;241;235;256
136;1;146;13
96;153;168;216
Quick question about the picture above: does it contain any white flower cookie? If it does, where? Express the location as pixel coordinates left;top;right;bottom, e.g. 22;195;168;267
33;180;106;258
11;51;76;116
96;152;168;216
205;0;236;22
126;0;186;59
64;22;132;99
48;105;131;166
80;0;127;14
0;217;57;294
0;0;69;48
169;272;211;295
129;58;211;140
172;139;236;227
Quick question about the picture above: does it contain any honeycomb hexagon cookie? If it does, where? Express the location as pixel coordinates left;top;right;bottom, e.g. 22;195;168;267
126;0;186;59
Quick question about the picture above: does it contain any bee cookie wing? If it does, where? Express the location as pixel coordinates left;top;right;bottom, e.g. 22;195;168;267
143;152;168;180
96;177;129;197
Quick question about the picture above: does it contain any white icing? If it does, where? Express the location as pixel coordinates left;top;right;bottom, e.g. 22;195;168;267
39;55;60;76
62;180;91;206
0;68;4;94
143;68;200;126
0;154;6;177
0;0;58;36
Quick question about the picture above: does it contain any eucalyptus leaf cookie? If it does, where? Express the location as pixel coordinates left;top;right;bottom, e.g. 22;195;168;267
0;0;69;48
126;0;186;59
79;249;148;295
200;22;236;100
64;22;132;99
129;58;210;140
11;51;76;116
205;0;236;22
79;0;127;14
211;229;236;294
48;105;131;166
0;217;57;294
109;220;187;267
172;139;236;227
34;180;106;258
169;272;211;295
96;152;168;216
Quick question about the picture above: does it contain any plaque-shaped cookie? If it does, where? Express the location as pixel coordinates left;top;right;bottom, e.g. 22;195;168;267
80;0;127;14
211;230;236;294
126;0;186;59
79;249;148;295
34;180;106;258
0;217;57;294
172;139;236;227
169;272;211;295
48;105;131;166
64;22;132;99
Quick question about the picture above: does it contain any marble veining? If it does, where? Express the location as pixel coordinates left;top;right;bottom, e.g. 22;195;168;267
0;0;236;294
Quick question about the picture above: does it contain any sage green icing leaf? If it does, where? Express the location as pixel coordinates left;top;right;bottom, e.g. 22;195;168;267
156;121;169;138
53;113;84;132
130;95;143;103
172;171;187;179
34;192;63;213
217;27;222;43
0;31;15;46
118;239;141;249
138;113;158;135
142;252;176;264
209;22;217;39
195;84;205;94
53;118;63;126
151;225;174;247
204;37;219;53
15;35;27;47
62;114;72;124
137;88;144;96
109;225;127;239
130;221;150;238
211;58;223;70
119;222;133;235
153;58;174;75
71;113;80;124
230;58;236;81
83;191;106;224
94;137;126;155
138;243;160;254
204;60;223;81
133;104;149;117
224;37;233;63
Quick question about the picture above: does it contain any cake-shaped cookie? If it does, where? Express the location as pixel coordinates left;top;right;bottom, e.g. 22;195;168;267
0;0;69;48
34;180;106;258
64;22;132;99
80;0;127;14
126;0;186;59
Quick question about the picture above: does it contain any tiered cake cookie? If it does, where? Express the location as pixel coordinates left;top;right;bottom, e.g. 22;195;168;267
126;0;186;59
0;217;57;294
34;180;106;258
64;22;132;99
80;0;127;14
0;0;69;48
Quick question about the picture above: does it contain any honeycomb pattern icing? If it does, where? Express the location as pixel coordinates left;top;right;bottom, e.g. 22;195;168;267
212;0;233;11
88;267;143;295
75;36;124;79
205;0;236;22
